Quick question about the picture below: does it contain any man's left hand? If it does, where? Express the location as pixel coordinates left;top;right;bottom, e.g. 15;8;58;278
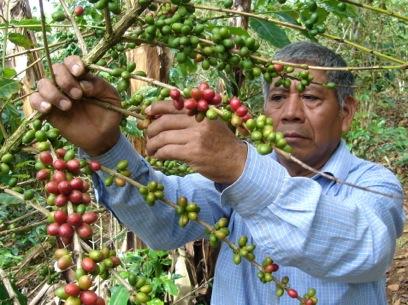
145;101;247;184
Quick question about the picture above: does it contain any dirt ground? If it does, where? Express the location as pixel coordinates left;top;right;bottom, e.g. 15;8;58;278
387;199;408;305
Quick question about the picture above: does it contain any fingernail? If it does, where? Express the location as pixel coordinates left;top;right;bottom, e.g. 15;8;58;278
70;87;82;99
72;64;81;76
145;106;151;115
40;101;51;112
79;80;92;92
59;99;71;110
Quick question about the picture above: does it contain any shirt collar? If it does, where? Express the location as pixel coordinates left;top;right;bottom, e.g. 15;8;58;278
269;139;354;182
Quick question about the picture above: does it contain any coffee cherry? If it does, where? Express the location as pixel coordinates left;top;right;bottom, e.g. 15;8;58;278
78;275;93;290
55;286;69;299
229;97;241;111
70;178;84;190
53;159;66;171
197;99;209;112
170;89;181;100
184;98;197;110
80;291;98;305
52;170;66;183
82;193;91;204
47;223;60;236
67;213;83;227
77;223;93;239
89;161;101;171
58;181;72;195
67;159;81;174
55;194;68;207
57;254;73;270
96;297;105;305
287;288;298;298
36;169;50;181
39;151;53;165
81;258;97;273
69;190;83;204
66;296;81;305
65;283;80;297
198;82;209;91
54;248;69;259
59;223;74;238
235;105;248;117
54;210;68;224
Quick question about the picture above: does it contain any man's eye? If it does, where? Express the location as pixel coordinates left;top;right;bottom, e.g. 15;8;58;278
269;95;285;102
302;95;319;101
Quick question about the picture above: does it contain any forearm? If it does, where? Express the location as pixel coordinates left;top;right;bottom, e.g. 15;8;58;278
85;134;230;250
221;144;405;282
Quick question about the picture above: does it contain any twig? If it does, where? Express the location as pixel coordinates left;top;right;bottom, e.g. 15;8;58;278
90;64;177;90
28;282;53;305
274;147;403;200
104;7;113;36
84;98;145;120
5;33;94;60
2;187;49;216
0;269;20;305
338;0;408;23
0;219;47;236
2;0;10;68
58;0;88;55
38;0;56;84
4;209;39;225
172;277;213;305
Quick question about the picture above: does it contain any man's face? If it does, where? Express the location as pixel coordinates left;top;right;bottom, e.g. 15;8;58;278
265;69;353;168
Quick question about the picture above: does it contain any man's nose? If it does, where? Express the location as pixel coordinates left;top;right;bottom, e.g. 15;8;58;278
281;92;305;123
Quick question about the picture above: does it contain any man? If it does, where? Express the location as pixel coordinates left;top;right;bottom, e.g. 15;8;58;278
30;41;405;305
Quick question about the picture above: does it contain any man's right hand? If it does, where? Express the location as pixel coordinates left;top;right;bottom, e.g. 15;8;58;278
30;56;122;156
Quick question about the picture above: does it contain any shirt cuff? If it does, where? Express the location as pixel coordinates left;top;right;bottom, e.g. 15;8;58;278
219;144;288;217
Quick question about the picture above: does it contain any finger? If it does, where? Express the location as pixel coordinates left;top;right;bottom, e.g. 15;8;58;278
53;63;82;100
64;55;86;77
146;114;196;139
146;129;190;156
37;78;72;111
79;73;120;103
153;144;187;162
30;92;52;113
145;100;188;116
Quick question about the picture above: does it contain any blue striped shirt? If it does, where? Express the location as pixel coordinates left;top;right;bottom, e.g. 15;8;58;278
89;134;405;305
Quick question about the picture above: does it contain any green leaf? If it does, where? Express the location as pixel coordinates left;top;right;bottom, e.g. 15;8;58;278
8;33;33;48
10;18;47;32
161;276;179;296
249;18;290;48
109;285;129;305
0;78;21;99
0;193;22;205
147;299;164;305
1;68;17;79
178;58;197;76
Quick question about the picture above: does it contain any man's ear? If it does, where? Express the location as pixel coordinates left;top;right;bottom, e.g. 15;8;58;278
341;96;357;133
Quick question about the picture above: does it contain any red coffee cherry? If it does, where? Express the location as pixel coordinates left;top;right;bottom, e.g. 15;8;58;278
170;89;181;100
229;97;241;111
53;159;66;171
89;161;101;172
59;223;74;238
74;6;84;16
67;213;83;227
64;283;80;297
39;151;53;165
80;291;98;305
36;169;50;181
54;210;68;224
47;223;60;236
82;212;98;224
81;258;97;273
287;288;298;298
77;223;93;239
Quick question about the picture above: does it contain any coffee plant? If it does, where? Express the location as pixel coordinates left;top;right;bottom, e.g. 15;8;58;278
0;0;407;304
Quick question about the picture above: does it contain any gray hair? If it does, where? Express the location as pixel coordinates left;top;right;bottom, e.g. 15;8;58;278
263;41;354;108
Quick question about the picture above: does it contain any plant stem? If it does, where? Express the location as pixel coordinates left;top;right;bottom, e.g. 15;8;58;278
58;0;88;55
85;97;145;120
104;7;113;37
38;0;56;84
90;64;177;90
0;220;47;236
338;0;408;23
2;0;10;68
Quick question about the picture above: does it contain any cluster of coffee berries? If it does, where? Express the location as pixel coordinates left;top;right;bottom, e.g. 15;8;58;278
54;247;120;305
175;196;200;228
47;209;97;242
22;119;60;150
232;235;256;264
228;96;252;122
145;157;193;176
169;82;222;115
257;257;279;283
109;63;137;93
89;0;121;15
0;153;16;188
104;160;130;187
207;217;230;247
128;276;153;304
138;181;165;206
245;114;291;155
302;288;319;305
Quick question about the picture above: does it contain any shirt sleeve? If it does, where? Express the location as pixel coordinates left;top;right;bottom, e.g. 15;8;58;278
219;144;405;283
83;134;231;250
